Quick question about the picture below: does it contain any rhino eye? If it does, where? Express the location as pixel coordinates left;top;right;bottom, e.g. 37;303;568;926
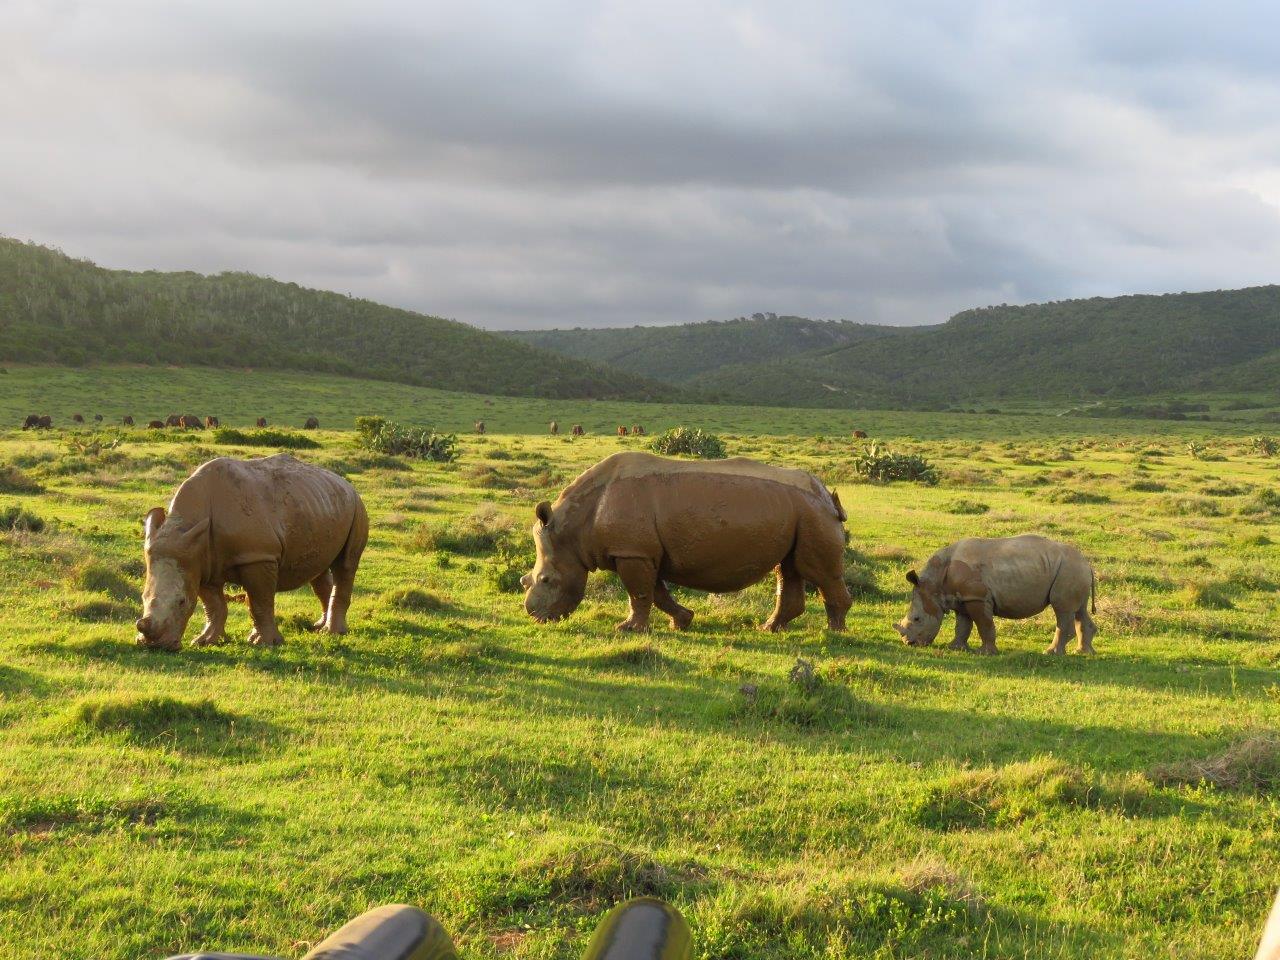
538;574;550;584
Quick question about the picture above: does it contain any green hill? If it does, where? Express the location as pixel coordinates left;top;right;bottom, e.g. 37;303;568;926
0;239;673;401
687;288;1280;407
506;314;911;383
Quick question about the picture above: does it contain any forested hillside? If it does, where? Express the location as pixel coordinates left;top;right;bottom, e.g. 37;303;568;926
687;288;1280;407
0;239;673;401
506;314;911;383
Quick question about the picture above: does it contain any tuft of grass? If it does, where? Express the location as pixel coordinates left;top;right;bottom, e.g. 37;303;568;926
211;427;320;449
1046;488;1111;504
382;587;444;613
730;678;890;730
898;858;986;916
70;599;135;622
0;504;46;532
943;498;990;515
1128;478;1167;493
1181;580;1235;610
69;695;233;739
0;464;43;494
1150;733;1280;793
580;641;671;670
73;562;138;601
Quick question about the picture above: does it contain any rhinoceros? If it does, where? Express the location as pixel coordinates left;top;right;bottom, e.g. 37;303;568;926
895;535;1096;655
135;454;368;651
521;451;851;633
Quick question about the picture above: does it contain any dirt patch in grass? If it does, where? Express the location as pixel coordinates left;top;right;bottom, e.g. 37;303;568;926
1149;733;1280;793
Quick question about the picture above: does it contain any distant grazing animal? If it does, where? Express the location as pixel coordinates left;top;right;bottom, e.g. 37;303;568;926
853;430;868;439
549;421;559;435
93;414;103;423
147;420;165;429
72;414;85;424
135;454;368;651
122;415;135;426
21;414;41;430
617;425;629;436
205;416;220;429
632;425;645;436
571;424;584;436
475;420;486;434
522;451;851;633
165;414;182;427
179;414;203;430
256;417;268;428
896;535;1097;656
304;417;320;430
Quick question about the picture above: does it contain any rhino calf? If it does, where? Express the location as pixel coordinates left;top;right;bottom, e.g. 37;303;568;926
896;535;1096;655
521;452;851;633
135;454;368;651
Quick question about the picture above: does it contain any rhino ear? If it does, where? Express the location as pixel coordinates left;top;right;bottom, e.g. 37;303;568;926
906;569;920;587
534;501;553;528
143;507;167;540
174;517;210;553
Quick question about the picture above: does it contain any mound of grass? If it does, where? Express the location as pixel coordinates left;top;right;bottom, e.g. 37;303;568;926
944;498;990;515
413;506;516;555
0;464;43;494
579;641;671;670
1128;478;1168;493
1046;488;1111;504
0;790;182;833
1150;733;1280;793
1238;488;1280;516
69;695;233;739
1181;580;1235;610
730;678;889;730
73;562;138;602
898;858;986;917
211;427;320;449
381;587;444;613
0;504;45;532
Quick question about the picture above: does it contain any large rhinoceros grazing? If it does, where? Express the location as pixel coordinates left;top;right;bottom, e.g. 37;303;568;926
135;454;368;651
896;535;1096;655
521;451;851;633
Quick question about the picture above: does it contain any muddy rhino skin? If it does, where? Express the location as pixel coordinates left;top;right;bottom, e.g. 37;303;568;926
135;454;368;651
522;451;851;633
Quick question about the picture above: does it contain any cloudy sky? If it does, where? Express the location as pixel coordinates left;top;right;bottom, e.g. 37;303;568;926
4;1;1280;329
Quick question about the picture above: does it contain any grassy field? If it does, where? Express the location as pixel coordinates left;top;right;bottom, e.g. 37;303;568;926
1;369;1279;959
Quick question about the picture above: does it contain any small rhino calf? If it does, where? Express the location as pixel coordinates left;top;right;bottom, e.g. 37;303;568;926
896;535;1096;655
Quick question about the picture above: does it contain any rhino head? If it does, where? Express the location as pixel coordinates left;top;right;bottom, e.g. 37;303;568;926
894;569;945;646
135;507;209;651
521;501;587;624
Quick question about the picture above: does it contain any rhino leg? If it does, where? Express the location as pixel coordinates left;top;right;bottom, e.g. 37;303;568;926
323;504;368;635
241;561;284;647
1046;606;1075;655
763;559;805;632
309;571;335;630
614;557;656;632
949;612;973;651
964;600;999;654
1076;606;1097;654
193;586;229;646
654;580;694;630
792;530;851;632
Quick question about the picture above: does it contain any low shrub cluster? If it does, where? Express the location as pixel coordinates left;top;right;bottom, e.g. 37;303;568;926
1248;436;1278;457
355;416;457;462
0;504;45;532
0;464;43;494
851;444;938;485
649;427;727;459
212;428;320;450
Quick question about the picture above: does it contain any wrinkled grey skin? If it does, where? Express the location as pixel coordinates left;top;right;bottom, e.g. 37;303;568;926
896;569;945;646
521;501;589;623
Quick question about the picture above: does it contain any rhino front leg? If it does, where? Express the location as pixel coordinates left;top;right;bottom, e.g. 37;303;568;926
964;600;999;654
949;611;973;651
193;585;229;646
614;557;656;632
654;580;694;630
240;561;284;647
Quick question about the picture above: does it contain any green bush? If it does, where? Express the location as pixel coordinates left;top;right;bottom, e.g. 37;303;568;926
1249;436;1278;457
212;428;320;450
488;540;534;593
649;427;727;459
851;444;938;485
0;505;45;532
355;416;457;462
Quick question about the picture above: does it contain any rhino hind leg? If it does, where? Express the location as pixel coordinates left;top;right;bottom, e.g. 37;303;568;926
763;558;806;632
792;546;851;633
654;580;694;630
310;571;336;630
1046;606;1076;655
1075;606;1097;654
241;561;284;647
323;510;368;635
614;557;656;632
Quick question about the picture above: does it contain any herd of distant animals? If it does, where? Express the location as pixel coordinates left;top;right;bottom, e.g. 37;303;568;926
14;411;1097;657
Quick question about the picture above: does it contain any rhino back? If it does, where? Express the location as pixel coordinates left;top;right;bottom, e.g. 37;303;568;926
952;535;1085;617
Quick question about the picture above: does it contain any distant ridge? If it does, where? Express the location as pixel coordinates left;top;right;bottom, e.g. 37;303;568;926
0;239;674;402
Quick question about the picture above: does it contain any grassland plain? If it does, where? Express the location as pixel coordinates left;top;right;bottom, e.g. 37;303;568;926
0;370;1278;959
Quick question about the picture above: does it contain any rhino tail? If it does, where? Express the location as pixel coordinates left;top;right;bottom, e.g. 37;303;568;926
828;487;847;522
1090;568;1096;614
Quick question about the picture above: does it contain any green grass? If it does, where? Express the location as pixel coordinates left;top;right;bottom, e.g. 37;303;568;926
0;369;1278;958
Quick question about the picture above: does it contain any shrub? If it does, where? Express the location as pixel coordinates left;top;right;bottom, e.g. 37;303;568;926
649;427;726;459
0;465;43;494
212;428;320;450
488;540;534;593
1239;489;1280;517
1249;436;1278;457
944;498;989;515
850;444;938;485
0;505;45;532
355;416;456;461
